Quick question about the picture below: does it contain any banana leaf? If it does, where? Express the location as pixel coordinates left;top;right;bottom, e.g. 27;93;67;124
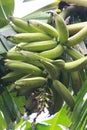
0;111;6;130
0;0;14;28
0;86;21;129
69;78;87;130
23;0;60;20
0;25;16;54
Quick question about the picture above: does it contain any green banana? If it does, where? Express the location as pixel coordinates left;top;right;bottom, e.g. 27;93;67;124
4;50;52;69
29;19;59;38
20;50;52;68
67;22;87;35
53;79;75;110
6;33;52;44
10;23;28;33
4;59;43;76
15;77;47;90
40;59;60;79
17;40;57;52
4;51;27;61
40;44;64;59
9;16;43;33
53;12;69;44
1;71;27;83
64;57;87;71
50;87;63;114
60;70;70;87
53;93;63;114
67;25;87;46
66;47;84;60
71;71;82;95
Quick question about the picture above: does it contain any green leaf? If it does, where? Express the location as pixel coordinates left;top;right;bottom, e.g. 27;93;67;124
44;105;71;128
0;87;20;128
24;11;51;23
12;94;26;115
0;111;6;130
0;39;7;54
0;0;14;28
14;119;32;130
24;0;60;20
0;25;16;54
69;78;87;130
36;122;62;130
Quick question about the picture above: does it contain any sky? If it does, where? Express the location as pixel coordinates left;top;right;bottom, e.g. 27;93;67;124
14;0;56;17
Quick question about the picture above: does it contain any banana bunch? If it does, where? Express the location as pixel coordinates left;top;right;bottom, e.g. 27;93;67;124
2;11;87;116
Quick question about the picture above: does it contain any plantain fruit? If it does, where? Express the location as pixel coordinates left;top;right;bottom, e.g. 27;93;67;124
66;47;84;60
4;59;43;76
4;51;27;61
10;23;28;33
15;77;47;90
53;11;69;44
9;16;43;33
29;19;59;38
6;33;52;44
67;22;87;35
18;50;52;68
17;40;57;52
71;71;82;95
60;70;70;87
64;57;87;71
40;44;64;59
1;71;27;83
49;87;63;114
53;79;75;110
67;25;87;46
